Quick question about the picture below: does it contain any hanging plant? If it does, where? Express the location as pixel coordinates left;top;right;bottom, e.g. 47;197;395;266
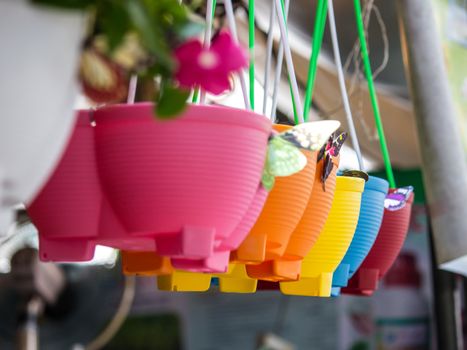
31;0;208;118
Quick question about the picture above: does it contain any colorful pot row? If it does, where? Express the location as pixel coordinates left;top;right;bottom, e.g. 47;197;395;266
27;103;414;296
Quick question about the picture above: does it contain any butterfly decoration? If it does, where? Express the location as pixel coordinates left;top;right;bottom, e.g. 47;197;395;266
318;132;348;190
341;169;369;182
262;121;341;191
384;186;414;211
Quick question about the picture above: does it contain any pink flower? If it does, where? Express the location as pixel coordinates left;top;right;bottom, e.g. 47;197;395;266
174;31;248;95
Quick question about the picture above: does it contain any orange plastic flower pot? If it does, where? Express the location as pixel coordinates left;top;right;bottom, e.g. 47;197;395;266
231;125;316;264
246;156;339;281
122;251;173;276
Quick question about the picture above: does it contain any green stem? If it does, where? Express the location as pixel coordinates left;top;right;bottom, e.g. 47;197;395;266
354;0;396;188
303;0;328;121
191;88;199;103
249;0;255;110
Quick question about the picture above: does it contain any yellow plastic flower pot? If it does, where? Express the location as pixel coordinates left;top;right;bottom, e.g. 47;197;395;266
216;264;257;293
280;176;365;297
156;263;257;293
157;270;212;292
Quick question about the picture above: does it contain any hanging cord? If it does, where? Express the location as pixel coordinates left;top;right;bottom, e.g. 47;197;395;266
262;0;276;116
327;0;364;170
126;75;138;104
248;0;255;109
354;0;395;187
199;0;216;105
302;0;328;122
224;0;251;109
269;0;290;122
274;0;304;123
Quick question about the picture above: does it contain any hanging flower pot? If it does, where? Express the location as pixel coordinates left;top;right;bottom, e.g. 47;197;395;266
157;263;257;293
0;1;85;232
280;175;365;297
331;176;389;296
231;125;316;264
94;103;271;265
216;263;257;293
246;156;338;281
27;110;159;262
27;111;101;262
122;251;173;276
342;188;414;296
157;270;212;292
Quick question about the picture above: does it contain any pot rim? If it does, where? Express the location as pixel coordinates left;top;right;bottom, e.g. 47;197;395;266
336;175;365;193
94;102;272;135
365;176;390;194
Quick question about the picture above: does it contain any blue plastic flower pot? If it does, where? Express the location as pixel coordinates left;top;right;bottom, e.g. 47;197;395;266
331;176;388;294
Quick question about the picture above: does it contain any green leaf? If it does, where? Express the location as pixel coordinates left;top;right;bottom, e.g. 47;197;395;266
155;83;190;119
96;1;130;51
125;0;174;71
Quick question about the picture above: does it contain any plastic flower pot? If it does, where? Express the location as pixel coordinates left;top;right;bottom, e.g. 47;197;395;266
157;263;257;293
280;176;365;297
94;103;271;270
231;125;316;264
169;187;269;273
246;156;338;281
342;190;414;296
122;251;173;276
27;111;101;262
0;1;85;232
28;111;157;262
331;176;389;295
157;270;212;292
216;264;257;293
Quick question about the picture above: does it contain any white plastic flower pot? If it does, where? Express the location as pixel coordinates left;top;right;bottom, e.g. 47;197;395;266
0;0;85;232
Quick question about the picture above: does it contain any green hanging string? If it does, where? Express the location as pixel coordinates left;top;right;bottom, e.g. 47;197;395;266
354;0;396;188
192;0;217;103
303;0;328;121
278;0;299;124
249;0;255;110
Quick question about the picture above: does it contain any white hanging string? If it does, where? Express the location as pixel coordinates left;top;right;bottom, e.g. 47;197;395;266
327;0;364;170
126;75;138;104
270;0;290;122
262;0;276;115
224;0;251;110
199;0;215;105
273;0;303;123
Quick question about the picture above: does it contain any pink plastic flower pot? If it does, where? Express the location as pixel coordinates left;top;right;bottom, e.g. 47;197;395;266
94;103;271;269
28;110;157;262
27;110;101;261
342;190;415;296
